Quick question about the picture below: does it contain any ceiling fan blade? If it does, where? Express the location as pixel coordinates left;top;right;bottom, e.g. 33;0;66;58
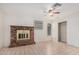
53;3;62;8
53;12;60;14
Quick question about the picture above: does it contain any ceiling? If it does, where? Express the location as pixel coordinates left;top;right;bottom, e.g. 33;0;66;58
0;3;79;21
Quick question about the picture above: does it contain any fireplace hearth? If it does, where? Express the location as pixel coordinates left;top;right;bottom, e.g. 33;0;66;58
9;26;35;47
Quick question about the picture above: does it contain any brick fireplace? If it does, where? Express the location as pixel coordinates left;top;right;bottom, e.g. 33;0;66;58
9;26;35;47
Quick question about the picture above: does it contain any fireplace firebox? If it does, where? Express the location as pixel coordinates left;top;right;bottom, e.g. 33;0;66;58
17;30;30;40
9;26;35;47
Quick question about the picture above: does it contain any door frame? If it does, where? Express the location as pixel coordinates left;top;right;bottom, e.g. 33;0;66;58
58;21;67;43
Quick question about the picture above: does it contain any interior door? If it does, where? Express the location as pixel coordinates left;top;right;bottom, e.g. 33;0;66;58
58;21;67;43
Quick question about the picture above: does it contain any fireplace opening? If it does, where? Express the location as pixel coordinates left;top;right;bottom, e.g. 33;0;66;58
17;30;30;40
18;33;28;39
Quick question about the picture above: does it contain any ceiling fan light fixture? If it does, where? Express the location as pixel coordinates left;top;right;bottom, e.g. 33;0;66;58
48;12;53;16
42;3;62;17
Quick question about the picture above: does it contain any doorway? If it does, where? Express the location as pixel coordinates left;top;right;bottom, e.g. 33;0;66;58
58;21;67;43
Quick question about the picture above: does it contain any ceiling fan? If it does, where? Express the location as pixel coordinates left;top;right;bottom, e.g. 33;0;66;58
43;3;62;16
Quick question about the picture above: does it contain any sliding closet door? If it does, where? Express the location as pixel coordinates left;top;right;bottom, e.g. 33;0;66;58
58;22;67;43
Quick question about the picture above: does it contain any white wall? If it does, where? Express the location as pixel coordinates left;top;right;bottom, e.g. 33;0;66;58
0;12;52;48
67;12;79;47
52;22;58;41
0;10;4;48
2;11;79;48
0;4;53;48
52;11;79;47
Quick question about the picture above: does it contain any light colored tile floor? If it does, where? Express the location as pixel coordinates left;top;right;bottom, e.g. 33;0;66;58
0;40;79;55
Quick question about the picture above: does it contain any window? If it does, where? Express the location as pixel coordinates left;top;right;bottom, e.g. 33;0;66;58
34;20;43;29
47;23;51;36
